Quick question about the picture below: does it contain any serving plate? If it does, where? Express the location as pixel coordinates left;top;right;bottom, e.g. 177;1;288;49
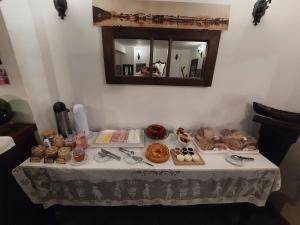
92;129;145;148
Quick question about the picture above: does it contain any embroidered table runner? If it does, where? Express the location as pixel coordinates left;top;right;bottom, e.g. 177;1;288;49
13;134;281;208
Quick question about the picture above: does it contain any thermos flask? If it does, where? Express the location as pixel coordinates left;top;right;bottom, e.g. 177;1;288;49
73;104;91;137
53;102;72;137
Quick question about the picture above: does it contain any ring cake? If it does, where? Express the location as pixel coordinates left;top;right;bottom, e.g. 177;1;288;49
145;143;169;163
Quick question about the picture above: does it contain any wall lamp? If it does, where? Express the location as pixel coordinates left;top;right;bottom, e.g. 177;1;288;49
253;0;272;26
54;0;68;20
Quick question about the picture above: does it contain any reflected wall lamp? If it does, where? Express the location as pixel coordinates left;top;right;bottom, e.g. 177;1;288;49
137;52;141;60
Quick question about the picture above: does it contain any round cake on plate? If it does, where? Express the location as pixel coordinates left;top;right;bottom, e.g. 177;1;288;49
146;124;167;140
145;143;169;163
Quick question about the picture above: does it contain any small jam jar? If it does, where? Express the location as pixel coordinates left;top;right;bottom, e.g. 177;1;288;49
73;144;85;162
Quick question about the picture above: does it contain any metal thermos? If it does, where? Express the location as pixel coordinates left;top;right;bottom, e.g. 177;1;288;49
53;102;72;137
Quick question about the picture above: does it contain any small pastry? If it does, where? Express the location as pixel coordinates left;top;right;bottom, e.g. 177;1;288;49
230;132;244;140
213;136;221;142
56;158;66;164
215;143;228;150
243;136;257;147
188;148;195;155
223;138;243;150
203;128;214;140
58;147;71;161
192;155;201;162
176;127;185;135
247;145;257;151
65;136;76;149
41;129;56;139
220;129;232;136
30;156;42;163
174;149;181;155
180;137;189;143
177;154;185;162
46;146;58;159
184;154;192;162
53;135;65;148
197;138;214;150
195;134;203;141
31;145;46;158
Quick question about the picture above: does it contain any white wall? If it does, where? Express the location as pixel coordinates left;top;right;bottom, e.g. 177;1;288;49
1;1;300;222
2;0;300;130
0;10;33;122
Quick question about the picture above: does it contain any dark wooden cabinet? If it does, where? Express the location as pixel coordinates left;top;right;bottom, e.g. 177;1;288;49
0;123;45;225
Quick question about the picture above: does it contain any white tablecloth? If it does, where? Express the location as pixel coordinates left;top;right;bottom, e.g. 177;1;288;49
13;134;281;208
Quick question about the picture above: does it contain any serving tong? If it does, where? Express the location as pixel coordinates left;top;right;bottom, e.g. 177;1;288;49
225;154;254;167
98;149;121;161
119;147;154;167
231;155;254;161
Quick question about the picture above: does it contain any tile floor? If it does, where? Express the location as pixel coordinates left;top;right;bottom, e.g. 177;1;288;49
51;203;289;225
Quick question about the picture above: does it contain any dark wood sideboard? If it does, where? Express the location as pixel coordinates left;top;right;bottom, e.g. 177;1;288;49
0;123;45;225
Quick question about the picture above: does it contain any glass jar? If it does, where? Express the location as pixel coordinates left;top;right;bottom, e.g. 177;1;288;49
73;144;85;162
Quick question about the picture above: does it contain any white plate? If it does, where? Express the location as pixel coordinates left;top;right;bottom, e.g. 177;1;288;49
123;155;139;165
69;154;89;166
224;154;243;167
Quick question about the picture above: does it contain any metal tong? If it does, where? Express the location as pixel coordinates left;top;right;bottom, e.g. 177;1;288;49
99;149;121;161
119;147;154;167
231;155;254;161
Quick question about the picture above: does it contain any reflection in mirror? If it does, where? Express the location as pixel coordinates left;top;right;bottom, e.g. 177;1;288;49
153;40;169;77
170;41;207;79
114;39;150;77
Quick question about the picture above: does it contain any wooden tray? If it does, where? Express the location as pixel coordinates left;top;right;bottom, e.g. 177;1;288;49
170;149;205;166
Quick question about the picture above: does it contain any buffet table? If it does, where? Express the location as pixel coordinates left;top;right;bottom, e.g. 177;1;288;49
13;134;281;208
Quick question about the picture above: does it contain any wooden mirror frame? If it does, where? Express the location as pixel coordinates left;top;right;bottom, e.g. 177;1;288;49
102;26;221;87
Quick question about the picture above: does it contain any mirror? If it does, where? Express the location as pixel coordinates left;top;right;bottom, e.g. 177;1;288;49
103;27;221;86
170;41;207;80
114;39;150;77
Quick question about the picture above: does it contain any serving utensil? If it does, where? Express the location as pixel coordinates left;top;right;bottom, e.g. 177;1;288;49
231;155;254;161
225;154;254;167
118;147;154;167
100;149;121;161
